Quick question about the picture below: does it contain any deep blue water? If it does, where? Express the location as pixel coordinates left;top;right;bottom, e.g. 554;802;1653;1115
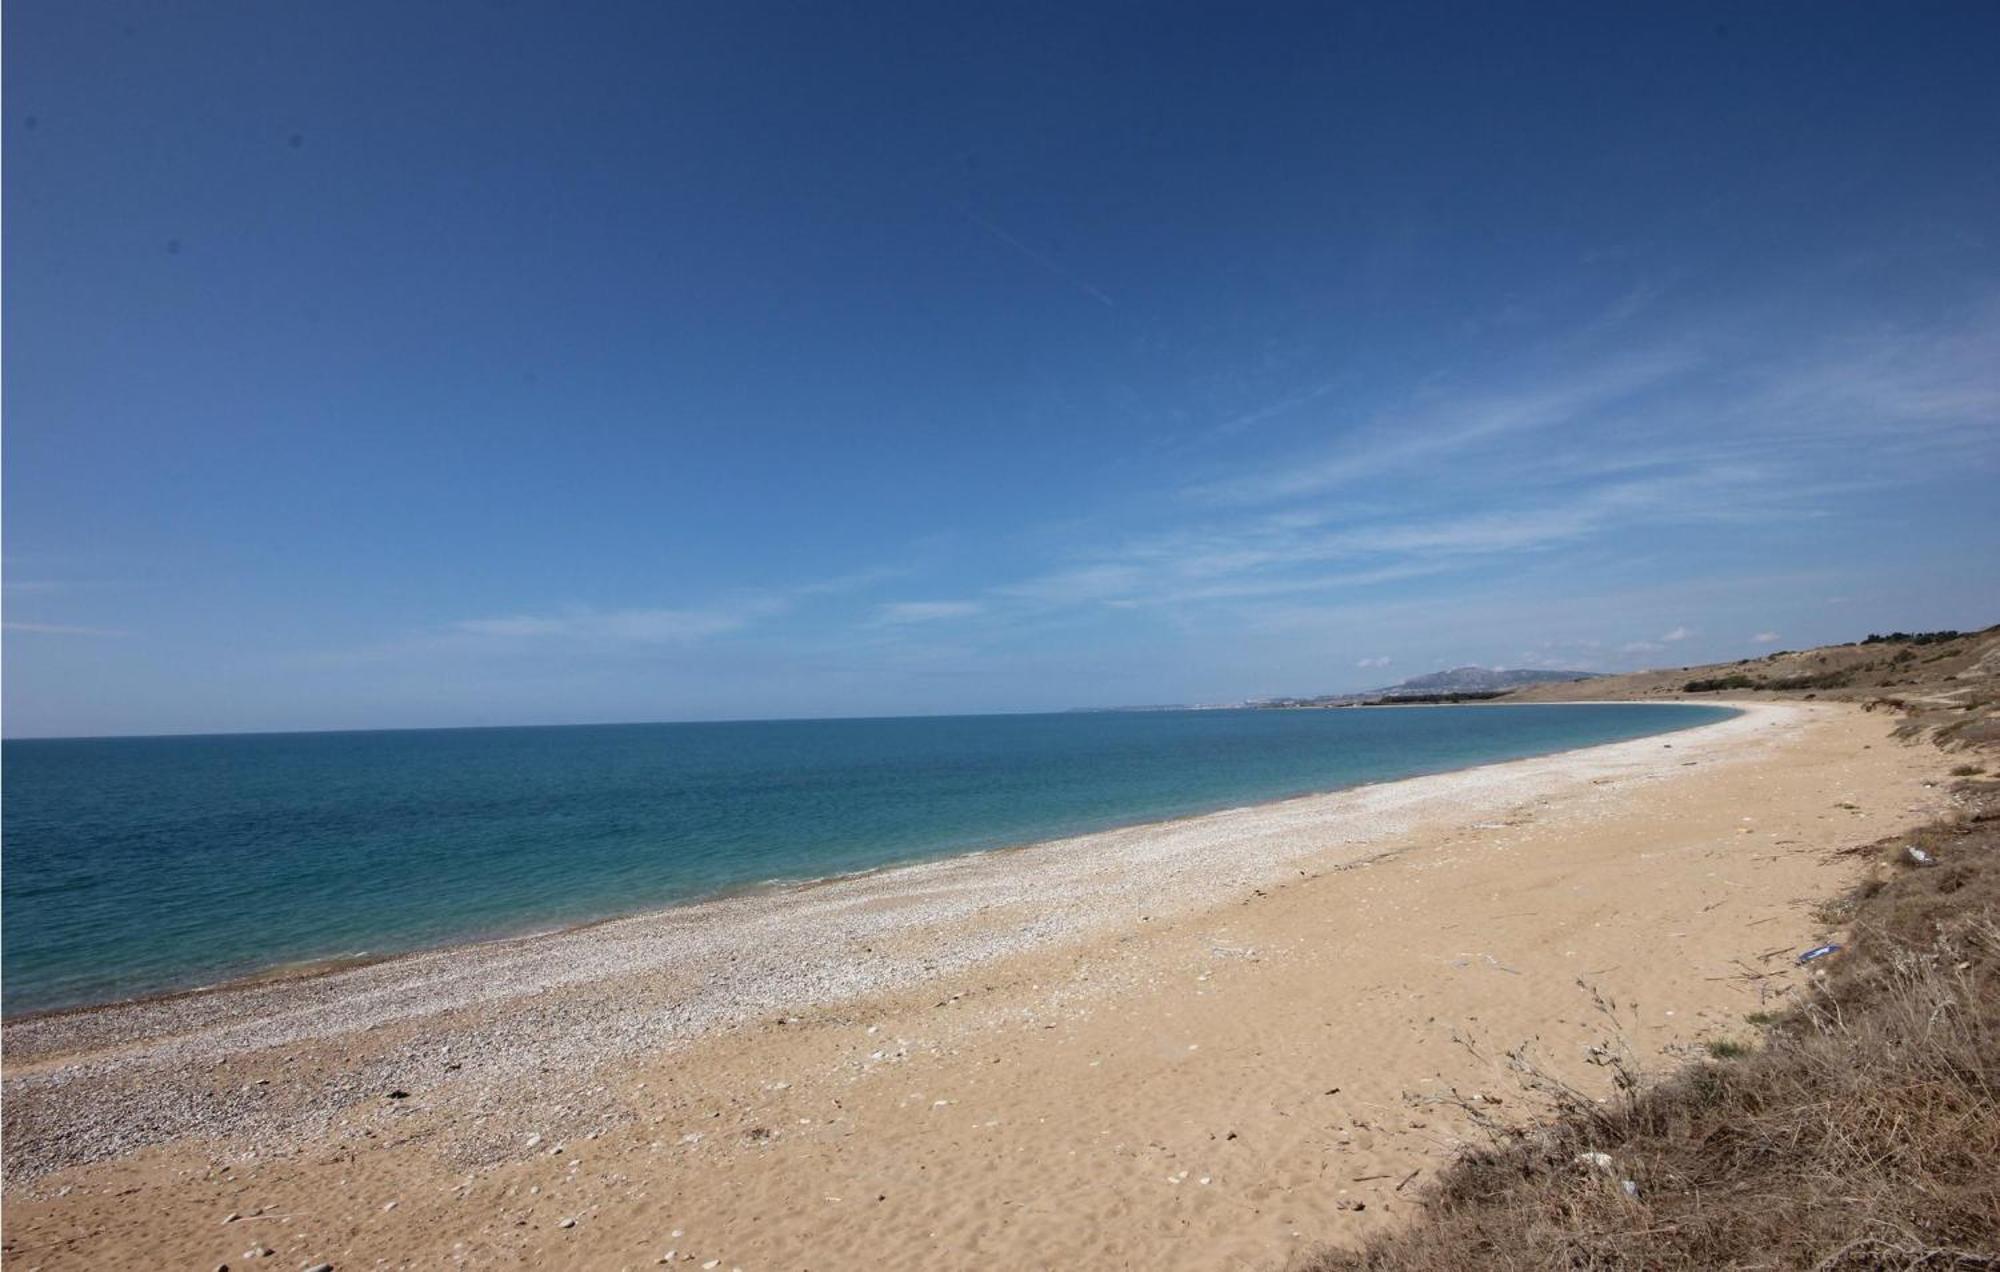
1;704;1730;1016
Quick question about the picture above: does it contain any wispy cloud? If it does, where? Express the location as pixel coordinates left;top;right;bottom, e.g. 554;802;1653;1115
1752;630;1782;644
294;293;2000;702
876;600;983;624
977;466;1764;626
1205;379;1344;443
3;621;129;637
450;604;770;645
793;565;910;597
439;563;911;651
994;564;1149;606
1189;350;1693;505
917;292;2000;676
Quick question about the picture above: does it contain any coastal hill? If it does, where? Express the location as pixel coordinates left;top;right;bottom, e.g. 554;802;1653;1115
1502;624;2000;747
1391;665;1602;695
1252;666;1600;709
1072;666;1600;712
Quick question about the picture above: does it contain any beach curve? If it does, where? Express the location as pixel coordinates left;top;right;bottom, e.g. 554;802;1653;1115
0;700;1958;1270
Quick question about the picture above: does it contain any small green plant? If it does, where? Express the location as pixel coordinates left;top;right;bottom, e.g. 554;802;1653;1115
1861;629;1963;645
1952;763;1984;777
1705;1037;1751;1059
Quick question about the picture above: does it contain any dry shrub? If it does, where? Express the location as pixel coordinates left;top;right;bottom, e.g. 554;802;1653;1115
1308;816;2000;1271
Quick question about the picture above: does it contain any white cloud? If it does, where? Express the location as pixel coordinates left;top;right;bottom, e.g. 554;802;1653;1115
1356;655;1392;668
1190;350;1692;505
1752;631;1782;644
876;600;983;624
976;468;1754;626
2;621;128;637
451;602;775;646
995;564;1147;605
438;565;903;652
1620;640;1665;654
1661;626;1693;642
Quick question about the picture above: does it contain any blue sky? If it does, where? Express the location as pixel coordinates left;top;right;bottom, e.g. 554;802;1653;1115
6;2;1998;736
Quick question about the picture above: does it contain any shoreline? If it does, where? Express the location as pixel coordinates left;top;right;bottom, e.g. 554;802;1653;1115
3;703;1745;1069
1;698;1958;1270
1;700;1732;1028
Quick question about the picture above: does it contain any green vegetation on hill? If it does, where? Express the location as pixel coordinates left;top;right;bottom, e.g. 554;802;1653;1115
1863;630;1965;646
1684;670;1856;693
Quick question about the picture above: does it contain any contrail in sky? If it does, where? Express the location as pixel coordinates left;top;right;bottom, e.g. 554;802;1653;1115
958;206;1117;308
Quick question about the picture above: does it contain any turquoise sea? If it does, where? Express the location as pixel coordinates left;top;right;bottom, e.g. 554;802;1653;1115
0;703;1730;1016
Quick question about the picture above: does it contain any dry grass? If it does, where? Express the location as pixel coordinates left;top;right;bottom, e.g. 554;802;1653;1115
1505;626;1999;711
1307;793;2000;1271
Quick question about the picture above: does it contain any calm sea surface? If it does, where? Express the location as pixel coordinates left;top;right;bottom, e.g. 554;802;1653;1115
1;703;1731;1015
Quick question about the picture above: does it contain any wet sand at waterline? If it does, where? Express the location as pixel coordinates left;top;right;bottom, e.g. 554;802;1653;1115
2;702;1955;1270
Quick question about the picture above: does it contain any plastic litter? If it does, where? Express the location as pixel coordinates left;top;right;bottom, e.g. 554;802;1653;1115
1620;1179;1640;1200
1905;844;1937;867
1797;943;1842;965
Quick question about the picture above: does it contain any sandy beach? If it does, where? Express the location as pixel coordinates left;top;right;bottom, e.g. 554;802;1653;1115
1;700;1957;1270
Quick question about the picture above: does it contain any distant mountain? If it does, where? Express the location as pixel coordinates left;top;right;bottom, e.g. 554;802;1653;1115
1073;667;1607;714
1235;665;1606;710
1384;666;1602;696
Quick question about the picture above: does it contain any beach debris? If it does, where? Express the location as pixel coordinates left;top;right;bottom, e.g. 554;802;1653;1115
524;1133;542;1149
385;1089;410;1100
558;1217;577;1229
1621;1179;1641;1200
304;1265;334;1272
1336;1198;1367;1211
1905;844;1938;867
1796;943;1842;965
1574;1151;1616;1175
223;1211;241;1223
